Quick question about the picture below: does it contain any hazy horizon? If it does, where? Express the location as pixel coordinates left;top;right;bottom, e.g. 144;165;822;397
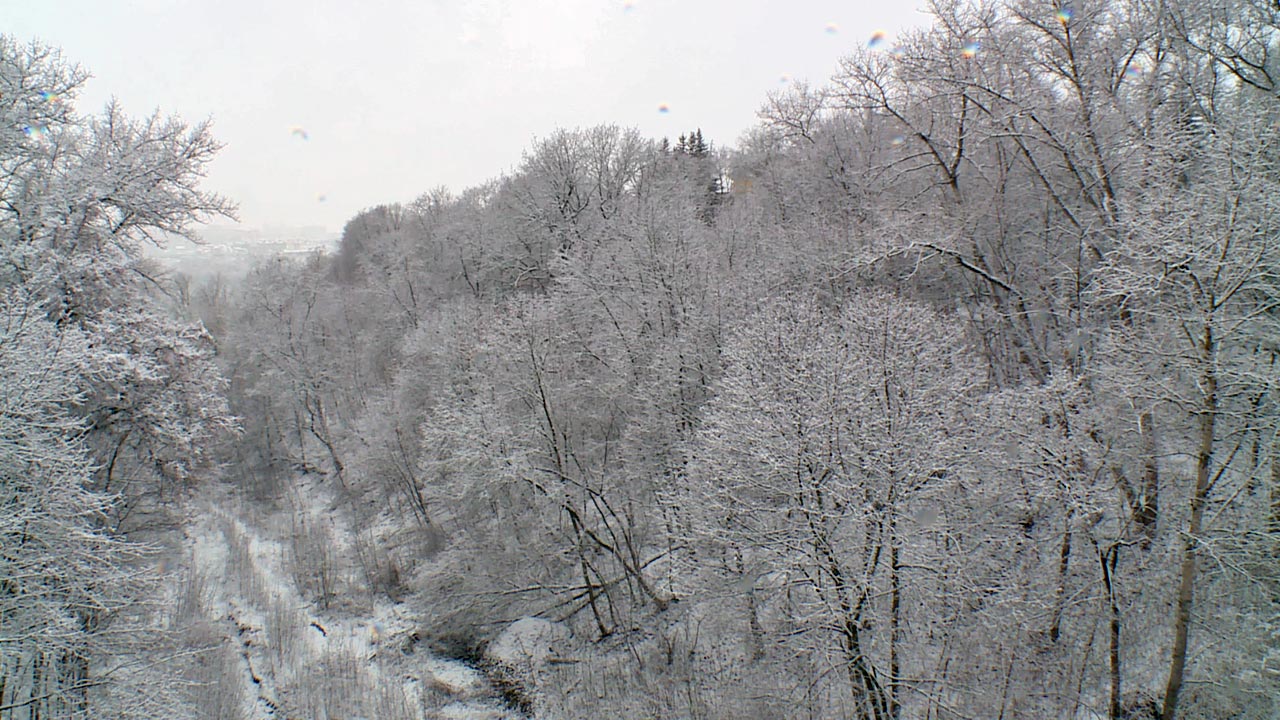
9;0;927;232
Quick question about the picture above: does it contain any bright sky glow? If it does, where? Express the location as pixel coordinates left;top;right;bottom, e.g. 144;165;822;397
9;0;926;231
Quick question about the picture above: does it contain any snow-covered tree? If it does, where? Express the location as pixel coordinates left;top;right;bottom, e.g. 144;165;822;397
1095;60;1280;718
0;36;236;529
1;35;235;718
677;292;984;719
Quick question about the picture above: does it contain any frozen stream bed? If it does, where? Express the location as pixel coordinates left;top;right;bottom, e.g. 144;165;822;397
175;475;522;720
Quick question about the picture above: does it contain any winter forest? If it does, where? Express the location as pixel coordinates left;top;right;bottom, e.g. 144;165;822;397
3;0;1280;718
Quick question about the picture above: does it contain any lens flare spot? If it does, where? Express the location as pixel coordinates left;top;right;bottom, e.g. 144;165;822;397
39;90;59;102
317;193;328;203
1055;7;1073;23
890;134;907;146
1125;62;1144;76
868;30;887;48
824;22;839;35
22;124;48;139
961;41;980;58
622;0;635;10
779;73;792;84
290;126;309;141
914;505;939;527
657;103;670;114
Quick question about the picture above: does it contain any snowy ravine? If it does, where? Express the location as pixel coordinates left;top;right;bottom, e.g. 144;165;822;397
173;474;521;720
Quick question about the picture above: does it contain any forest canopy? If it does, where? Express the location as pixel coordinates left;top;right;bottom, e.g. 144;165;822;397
4;0;1280;718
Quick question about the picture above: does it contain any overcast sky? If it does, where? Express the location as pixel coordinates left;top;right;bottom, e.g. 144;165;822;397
10;0;927;232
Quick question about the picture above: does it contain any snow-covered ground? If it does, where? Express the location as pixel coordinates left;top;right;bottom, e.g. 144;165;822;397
176;474;521;720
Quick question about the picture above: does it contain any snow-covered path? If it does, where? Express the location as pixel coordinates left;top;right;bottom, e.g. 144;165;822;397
177;475;520;720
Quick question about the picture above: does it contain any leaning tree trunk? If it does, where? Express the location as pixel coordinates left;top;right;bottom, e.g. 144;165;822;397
843;615;892;720
828;552;890;720
1160;324;1217;720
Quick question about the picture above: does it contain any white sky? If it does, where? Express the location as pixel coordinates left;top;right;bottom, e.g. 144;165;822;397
9;0;928;232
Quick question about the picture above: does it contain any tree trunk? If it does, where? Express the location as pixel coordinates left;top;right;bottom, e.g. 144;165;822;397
746;588;765;662
31;653;41;720
1136;410;1160;542
1270;433;1280;537
889;512;901;720
843;616;891;720
1100;545;1121;720
577;542;610;639
738;549;765;662
1160;325;1216;720
306;394;347;488
1049;510;1073;643
294;407;309;471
